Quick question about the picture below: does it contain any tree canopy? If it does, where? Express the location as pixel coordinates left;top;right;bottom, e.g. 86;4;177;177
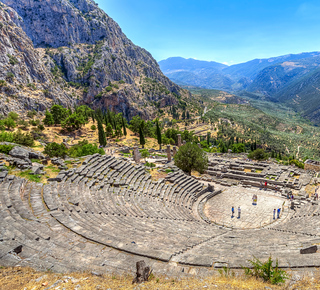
174;142;208;175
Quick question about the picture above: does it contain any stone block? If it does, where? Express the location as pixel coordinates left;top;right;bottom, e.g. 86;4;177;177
300;245;318;254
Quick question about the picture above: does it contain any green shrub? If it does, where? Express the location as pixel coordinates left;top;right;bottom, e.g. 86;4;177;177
105;86;112;92
43;142;67;158
37;124;45;131
91;125;96;130
248;149;268;161
27;110;37;118
68;140;105;157
7;54;18;65
243;256;288;285
27;83;37;90
290;159;304;169
0;80;7;87
145;161;156;168
0;144;14;154
8;112;19;121
12;130;34;146
6;72;14;79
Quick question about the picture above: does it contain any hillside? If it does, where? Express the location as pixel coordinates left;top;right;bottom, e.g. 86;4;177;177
159;57;233;90
0;0;196;120
160;53;320;123
0;3;72;115
191;88;320;159
247;57;320;98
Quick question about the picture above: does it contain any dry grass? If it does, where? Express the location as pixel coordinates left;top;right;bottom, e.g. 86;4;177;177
0;266;306;290
149;169;168;181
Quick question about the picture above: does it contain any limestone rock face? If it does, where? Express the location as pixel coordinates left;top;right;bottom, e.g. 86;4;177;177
0;3;72;115
0;0;192;119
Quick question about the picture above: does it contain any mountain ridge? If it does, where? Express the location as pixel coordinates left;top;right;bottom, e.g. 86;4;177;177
0;0;194;119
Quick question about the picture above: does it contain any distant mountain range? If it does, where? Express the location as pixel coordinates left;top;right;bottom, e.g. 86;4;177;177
159;53;320;124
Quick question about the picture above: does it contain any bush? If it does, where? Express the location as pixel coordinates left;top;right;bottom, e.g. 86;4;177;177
43;142;67;158
37;124;45;131
243;256;288;285
0;144;14;154
248;149;268;161
145;161;156;168
18;119;29;130
0;130;34;146
91;125;96;130
8;112;19;121
68;140;105;157
12;130;34;146
27;110;37;118
290;159;304;169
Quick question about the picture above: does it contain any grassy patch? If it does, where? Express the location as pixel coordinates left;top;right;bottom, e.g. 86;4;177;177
45;165;60;173
18;170;41;183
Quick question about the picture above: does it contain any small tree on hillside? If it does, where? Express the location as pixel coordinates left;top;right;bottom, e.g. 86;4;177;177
43;142;67;158
174;142;208;175
105;123;113;138
43;109;54;126
122;117;127;137
139;125;145;148
155;119;162;150
97;118;106;146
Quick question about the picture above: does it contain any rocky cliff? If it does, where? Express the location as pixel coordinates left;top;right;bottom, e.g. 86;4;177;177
0;0;192;120
0;2;72;115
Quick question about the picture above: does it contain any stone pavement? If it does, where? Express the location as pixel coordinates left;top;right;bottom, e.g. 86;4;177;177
204;186;288;229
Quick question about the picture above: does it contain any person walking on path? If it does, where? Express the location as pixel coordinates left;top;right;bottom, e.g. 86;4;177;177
260;181;263;190
273;209;276;220
238;206;241;219
277;208;281;219
264;181;267;190
231;206;235;218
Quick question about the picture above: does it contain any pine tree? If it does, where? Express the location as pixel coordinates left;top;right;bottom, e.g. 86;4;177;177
97;118;106;147
139;125;145;148
122;117;127;137
186;111;190;119
155;119;162;150
254;140;257;150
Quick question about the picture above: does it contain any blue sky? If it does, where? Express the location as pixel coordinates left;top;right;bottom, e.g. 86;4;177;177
98;0;320;65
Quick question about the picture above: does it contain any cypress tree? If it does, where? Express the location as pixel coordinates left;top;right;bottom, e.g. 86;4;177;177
155;120;162;150
122;117;127;137
139;125;145;148
97;118;106;147
207;132;210;146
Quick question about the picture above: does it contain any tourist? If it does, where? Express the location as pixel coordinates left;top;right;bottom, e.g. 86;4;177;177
277;208;281;219
275;185;278;192
264;181;267;190
238;206;241;219
273;209;276;219
260;181;263;190
231;206;235;218
316;192;319;200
